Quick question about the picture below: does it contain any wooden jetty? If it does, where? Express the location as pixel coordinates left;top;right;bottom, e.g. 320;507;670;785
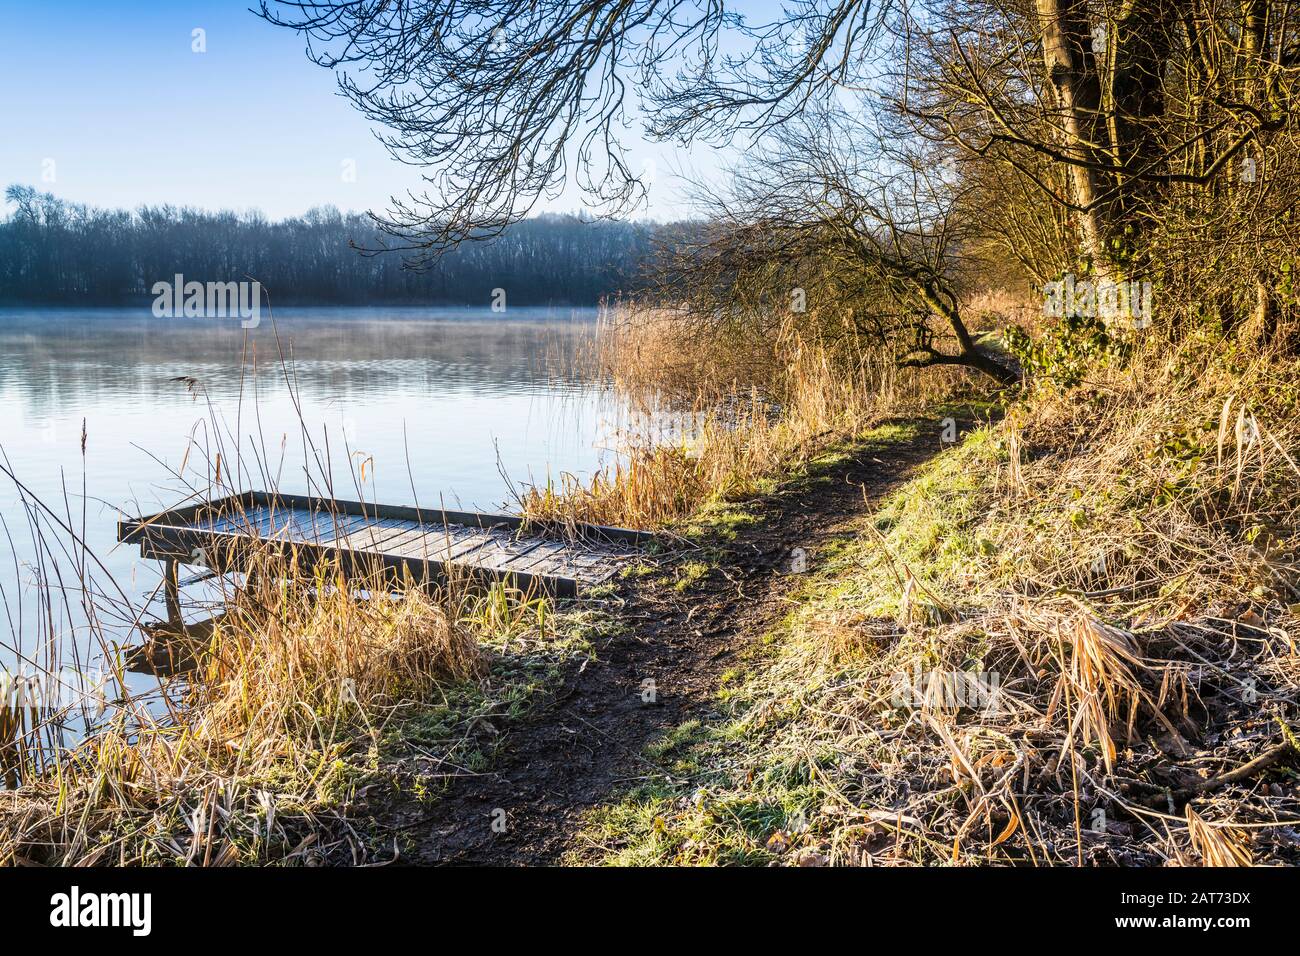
118;491;654;631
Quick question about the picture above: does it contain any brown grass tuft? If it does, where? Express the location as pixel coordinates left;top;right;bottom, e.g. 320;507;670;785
1186;805;1253;866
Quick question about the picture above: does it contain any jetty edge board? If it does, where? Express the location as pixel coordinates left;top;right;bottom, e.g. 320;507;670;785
117;490;655;606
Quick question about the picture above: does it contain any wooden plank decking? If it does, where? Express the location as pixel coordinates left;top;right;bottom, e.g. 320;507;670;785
118;490;653;600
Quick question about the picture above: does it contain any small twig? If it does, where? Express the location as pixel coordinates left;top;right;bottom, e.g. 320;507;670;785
1176;741;1295;797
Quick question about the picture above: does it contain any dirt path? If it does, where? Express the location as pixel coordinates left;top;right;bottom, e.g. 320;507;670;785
403;419;945;865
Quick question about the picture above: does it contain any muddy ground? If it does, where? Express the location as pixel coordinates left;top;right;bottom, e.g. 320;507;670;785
361;418;947;865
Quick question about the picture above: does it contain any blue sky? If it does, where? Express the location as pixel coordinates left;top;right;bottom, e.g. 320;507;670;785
0;0;719;221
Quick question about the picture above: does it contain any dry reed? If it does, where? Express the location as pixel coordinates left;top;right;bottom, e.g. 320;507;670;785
517;305;971;529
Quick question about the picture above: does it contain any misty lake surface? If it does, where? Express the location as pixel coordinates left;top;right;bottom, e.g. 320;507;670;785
0;306;622;688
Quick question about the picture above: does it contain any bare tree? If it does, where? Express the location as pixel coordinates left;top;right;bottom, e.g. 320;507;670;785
258;1;894;255
896;0;1300;293
665;114;1020;382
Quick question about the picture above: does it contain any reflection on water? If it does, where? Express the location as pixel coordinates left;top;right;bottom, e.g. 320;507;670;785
0;305;619;685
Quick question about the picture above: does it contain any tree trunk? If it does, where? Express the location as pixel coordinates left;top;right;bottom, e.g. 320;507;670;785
1037;0;1118;280
1112;1;1178;222
1240;274;1278;344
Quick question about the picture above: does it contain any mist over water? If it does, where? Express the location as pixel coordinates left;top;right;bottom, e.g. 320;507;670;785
0;305;621;684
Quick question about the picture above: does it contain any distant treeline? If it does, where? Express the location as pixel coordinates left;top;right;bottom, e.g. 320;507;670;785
0;185;663;306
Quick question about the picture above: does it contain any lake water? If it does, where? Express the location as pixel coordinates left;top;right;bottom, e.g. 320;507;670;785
0;306;623;701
